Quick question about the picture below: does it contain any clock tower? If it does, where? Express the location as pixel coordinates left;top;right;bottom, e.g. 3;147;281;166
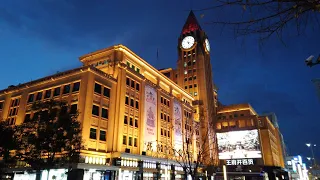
177;11;218;164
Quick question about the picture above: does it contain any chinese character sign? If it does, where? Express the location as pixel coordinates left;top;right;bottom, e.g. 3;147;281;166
143;85;157;151
226;159;254;166
173;100;183;152
217;130;262;159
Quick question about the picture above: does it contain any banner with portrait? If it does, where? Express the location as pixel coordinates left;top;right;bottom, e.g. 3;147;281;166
144;85;157;151
173;100;183;152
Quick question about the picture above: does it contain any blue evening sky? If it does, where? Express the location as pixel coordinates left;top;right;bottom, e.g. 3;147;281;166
0;0;319;162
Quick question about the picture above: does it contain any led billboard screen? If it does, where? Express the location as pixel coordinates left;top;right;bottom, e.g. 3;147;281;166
217;130;262;159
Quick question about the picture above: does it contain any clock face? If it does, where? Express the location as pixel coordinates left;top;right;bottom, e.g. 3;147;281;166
181;36;195;49
205;39;210;52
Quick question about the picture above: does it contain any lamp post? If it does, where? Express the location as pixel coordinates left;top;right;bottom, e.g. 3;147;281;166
306;143;317;167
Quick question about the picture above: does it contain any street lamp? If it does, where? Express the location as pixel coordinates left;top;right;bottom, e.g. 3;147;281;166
306;143;317;167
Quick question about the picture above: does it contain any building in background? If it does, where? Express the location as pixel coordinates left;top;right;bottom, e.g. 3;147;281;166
285;155;309;180
214;103;288;180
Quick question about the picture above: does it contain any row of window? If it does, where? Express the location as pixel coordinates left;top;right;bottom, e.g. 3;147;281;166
7;98;20;125
184;110;192;118
94;83;111;98
160;128;170;137
28;82;80;103
218;113;244;120
184;69;196;75
126;62;141;74
183;60;196;67
160;97;170;107
125;97;139;109
184;76;197;82
92;105;109;119
160;112;170;122
90;128;107;141
124;116;138;128
185;84;197;89
92;60;108;68
184;124;192;131
123;135;138;147
126;77;140;91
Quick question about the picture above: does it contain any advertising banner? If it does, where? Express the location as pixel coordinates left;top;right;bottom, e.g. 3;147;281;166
144;85;157;151
217;130;261;159
173;100;183;152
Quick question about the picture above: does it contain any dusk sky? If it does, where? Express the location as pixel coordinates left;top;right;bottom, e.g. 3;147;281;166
0;0;319;162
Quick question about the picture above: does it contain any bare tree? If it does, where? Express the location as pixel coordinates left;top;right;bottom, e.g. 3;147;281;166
199;0;320;42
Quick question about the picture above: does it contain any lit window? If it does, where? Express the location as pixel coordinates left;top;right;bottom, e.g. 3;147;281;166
184;62;187;67
194;92;198;96
184;70;188;75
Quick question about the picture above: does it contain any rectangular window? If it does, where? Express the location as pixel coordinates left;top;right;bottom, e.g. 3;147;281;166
136;68;140;73
124;116;128;124
128;137;132;146
194;84;197;87
90;128;97;139
161;97;163;103
94;83;102;94
167;100;170;107
129;117;133;126
53;87;60;97
63;84;70;94
130;99;134;107
135;101;139;109
103;88;110;98
185;86;187;89
102;108;108;119
123;135;127;145
193;76;196;80
36;92;43;101
126;78;130;86
70;104;78;114
168;131;170;137
136;83;140;91
161;129;163;136
194;92;198;96
0;102;2;110
72;82;80;92
28;94;34;103
100;130;106;141
131;80;135;88
44;90;51;99
92;105;99;116
134;138;137;147
135;119;138;128
167;115;170;122
125;96;129;105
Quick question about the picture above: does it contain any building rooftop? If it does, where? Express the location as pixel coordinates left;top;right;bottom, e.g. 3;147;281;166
217;103;258;115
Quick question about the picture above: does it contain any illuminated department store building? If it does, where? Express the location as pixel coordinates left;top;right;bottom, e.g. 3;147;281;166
0;11;219;180
215;104;288;180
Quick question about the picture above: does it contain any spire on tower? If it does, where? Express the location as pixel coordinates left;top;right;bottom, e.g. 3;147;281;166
181;10;202;34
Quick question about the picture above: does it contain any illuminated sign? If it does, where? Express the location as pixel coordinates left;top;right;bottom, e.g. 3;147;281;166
217;130;262;159
226;159;254;166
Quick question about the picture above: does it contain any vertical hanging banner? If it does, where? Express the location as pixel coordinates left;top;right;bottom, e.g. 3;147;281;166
173;100;183;152
144;85;157;152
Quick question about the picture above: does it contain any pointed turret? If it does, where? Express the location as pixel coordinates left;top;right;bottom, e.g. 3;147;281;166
181;11;202;34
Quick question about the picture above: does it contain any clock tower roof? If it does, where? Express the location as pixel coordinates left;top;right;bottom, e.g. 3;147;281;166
181;10;202;34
